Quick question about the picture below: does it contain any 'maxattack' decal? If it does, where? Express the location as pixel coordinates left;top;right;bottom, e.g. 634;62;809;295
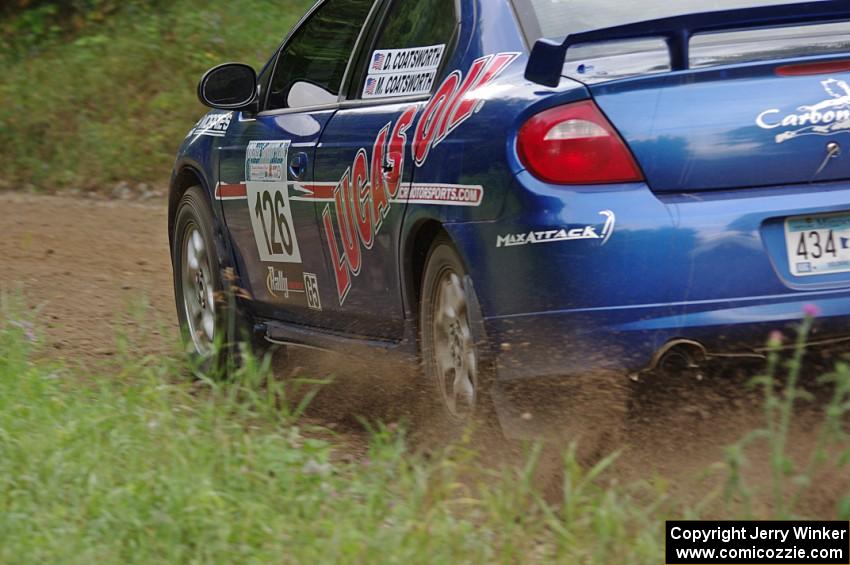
497;211;616;248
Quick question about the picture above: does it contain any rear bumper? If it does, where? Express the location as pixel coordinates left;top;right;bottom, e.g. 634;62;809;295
485;292;850;380
446;173;850;380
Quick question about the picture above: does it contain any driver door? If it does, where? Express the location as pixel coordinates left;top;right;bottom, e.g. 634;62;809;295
218;0;377;326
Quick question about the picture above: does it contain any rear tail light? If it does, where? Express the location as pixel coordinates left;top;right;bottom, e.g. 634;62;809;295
517;100;643;184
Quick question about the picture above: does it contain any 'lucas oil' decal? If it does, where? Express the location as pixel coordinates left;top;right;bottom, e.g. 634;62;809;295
363;44;445;99
325;52;519;304
215;53;519;306
756;78;850;144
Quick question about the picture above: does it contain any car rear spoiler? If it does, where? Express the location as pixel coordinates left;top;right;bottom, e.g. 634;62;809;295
525;0;850;87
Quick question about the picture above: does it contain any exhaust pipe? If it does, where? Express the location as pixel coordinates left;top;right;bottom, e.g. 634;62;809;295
631;339;766;382
652;340;706;380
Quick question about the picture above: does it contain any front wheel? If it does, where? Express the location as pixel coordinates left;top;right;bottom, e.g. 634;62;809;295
172;185;260;373
173;186;222;359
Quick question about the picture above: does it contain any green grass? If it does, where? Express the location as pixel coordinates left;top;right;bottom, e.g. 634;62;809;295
6;3;850;560
2;296;850;562
0;0;312;192
0;299;672;563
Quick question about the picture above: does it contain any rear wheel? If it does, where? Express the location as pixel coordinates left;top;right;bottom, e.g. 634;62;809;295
419;237;492;432
417;236;627;462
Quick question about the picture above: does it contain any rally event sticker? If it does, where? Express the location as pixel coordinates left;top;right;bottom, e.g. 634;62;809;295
245;141;302;264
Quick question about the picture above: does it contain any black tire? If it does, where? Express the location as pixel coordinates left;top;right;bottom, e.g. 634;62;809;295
416;236;627;462
418;235;496;437
172;185;260;374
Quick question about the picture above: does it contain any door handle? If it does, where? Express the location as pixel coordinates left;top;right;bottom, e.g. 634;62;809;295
289;152;309;180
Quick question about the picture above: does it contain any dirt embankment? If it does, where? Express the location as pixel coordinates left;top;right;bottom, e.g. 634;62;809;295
2;191;846;517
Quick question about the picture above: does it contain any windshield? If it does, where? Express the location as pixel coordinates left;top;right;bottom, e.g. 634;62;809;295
515;0;806;40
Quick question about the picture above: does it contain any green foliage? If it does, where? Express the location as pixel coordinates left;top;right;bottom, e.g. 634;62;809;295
0;299;670;563
1;3;62;52
0;0;312;191
2;1;166;54
720;314;850;519
2;295;850;561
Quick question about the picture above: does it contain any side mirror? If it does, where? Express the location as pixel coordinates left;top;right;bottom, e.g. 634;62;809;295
198;63;258;110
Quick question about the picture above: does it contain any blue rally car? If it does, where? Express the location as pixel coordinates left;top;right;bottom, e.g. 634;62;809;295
170;0;850;425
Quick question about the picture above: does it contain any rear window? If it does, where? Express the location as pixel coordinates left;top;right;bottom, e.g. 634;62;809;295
513;0;850;83
514;0;805;40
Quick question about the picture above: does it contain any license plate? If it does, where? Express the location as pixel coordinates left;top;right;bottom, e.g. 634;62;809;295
785;212;850;277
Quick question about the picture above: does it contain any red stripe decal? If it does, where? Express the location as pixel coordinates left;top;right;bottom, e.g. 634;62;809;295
295;183;336;200
217;183;247;198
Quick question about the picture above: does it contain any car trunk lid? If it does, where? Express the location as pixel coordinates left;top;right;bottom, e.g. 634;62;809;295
591;60;850;192
523;1;850;192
